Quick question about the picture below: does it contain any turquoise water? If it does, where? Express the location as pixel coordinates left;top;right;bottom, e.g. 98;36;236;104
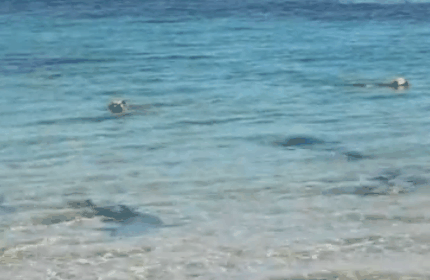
1;0;430;279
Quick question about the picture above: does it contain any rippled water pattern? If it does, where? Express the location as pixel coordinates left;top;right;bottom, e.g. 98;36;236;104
1;0;430;279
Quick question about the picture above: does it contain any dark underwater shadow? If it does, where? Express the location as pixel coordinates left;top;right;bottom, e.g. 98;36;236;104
272;136;373;162
273;136;328;148
323;168;428;196
0;195;16;216
67;199;164;237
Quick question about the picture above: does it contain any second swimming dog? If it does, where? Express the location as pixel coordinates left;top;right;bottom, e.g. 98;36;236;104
351;77;410;90
107;99;153;116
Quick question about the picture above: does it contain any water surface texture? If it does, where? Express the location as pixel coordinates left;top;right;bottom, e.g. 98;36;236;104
1;0;430;279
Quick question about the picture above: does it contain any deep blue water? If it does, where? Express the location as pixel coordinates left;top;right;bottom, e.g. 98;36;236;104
1;0;430;279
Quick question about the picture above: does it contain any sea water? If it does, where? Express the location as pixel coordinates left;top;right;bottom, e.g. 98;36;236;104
1;0;430;279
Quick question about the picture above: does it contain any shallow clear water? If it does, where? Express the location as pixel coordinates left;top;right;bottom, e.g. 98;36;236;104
1;0;430;279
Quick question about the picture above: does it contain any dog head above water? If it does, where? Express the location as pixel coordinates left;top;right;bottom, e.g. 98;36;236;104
108;100;127;114
388;77;409;90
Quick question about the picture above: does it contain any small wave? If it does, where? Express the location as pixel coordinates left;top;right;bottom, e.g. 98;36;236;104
27;115;127;126
146;54;214;61
0;56;115;74
176;117;252;126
